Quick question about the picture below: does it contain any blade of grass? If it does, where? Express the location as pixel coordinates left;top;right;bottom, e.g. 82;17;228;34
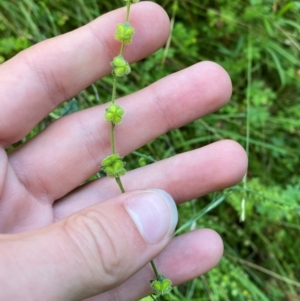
175;194;226;235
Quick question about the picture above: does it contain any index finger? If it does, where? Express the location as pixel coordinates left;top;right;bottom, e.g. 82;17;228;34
0;2;169;147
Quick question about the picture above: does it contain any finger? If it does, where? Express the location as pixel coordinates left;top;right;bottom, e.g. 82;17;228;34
54;140;247;219
85;229;223;301
0;190;178;301
0;2;169;146
10;62;233;203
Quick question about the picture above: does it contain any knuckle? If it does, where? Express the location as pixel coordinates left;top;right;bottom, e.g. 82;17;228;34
63;209;123;286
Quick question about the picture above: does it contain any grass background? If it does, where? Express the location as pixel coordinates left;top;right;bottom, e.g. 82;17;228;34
1;0;300;300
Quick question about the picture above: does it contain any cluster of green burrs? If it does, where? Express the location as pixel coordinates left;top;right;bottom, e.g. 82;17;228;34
100;0;174;299
104;103;125;124
110;55;131;77
151;275;173;301
101;154;126;178
115;22;135;44
100;1;136;181
111;10;135;77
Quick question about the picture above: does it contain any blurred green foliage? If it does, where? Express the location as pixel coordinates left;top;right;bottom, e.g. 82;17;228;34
1;0;300;300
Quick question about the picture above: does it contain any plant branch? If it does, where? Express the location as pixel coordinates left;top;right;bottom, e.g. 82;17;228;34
151;260;159;278
110;122;116;154
115;176;125;193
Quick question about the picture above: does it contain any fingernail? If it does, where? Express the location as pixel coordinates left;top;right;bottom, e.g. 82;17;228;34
125;189;178;244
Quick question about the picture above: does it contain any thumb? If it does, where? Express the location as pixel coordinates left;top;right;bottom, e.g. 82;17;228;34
0;189;178;301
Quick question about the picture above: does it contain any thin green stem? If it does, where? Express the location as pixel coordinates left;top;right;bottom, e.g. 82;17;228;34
241;29;252;222
120;42;125;56
151;260;159;278
110;122;116;154
126;1;131;22
245;31;252;157
161;0;177;67
110;2;130;197
109;0;163;290
115;176;125;193
111;75;117;103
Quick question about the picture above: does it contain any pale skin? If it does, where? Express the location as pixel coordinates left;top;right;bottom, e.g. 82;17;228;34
0;2;247;301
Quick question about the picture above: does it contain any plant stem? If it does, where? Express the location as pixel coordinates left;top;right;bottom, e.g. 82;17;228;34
151;260;159;278
115;176;125;193
120;42;125;56
241;30;252;222
126;1;131;22
110;0;160;283
111;75;117;103
110;76;126;194
110;122;116;154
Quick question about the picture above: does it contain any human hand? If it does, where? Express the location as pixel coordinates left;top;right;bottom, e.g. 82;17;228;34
0;2;247;301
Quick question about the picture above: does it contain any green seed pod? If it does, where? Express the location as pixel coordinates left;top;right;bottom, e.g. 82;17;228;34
138;157;147;167
105;103;125;124
101;154;121;168
111;55;131;77
115;22;135;44
101;154;126;178
151;275;172;296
